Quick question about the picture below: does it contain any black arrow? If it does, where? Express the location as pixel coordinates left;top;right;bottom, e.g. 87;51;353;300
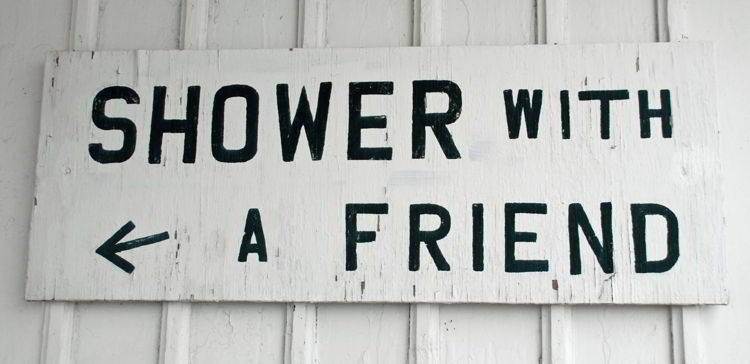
95;221;170;273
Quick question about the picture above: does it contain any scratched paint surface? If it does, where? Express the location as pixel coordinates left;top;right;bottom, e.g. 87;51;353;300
26;43;725;303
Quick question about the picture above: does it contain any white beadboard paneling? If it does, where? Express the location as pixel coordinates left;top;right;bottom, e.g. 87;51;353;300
298;0;328;48
154;3;207;364
72;303;163;364
70;0;99;50
0;0;70;363
189;303;286;364
536;0;568;45
205;0;298;49
317;303;410;364
192;1;291;363
544;305;573;364
571;306;672;364
325;0;413;47
283;2;325;363
439;304;541;364
40;302;74;364
284;302;318;364
409;3;440;364
158;302;192;364
441;3;547;364
568;0;659;44
689;1;750;363
443;0;536;46
2;0;750;362
181;0;209;50
667;0;689;41
566;3;682;363
41;2;92;364
408;302;440;364
566;2;675;362
80;3;188;364
537;2;572;364
413;0;442;46
97;0;182;50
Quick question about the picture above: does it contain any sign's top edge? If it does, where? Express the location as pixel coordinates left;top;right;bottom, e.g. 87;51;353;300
24;296;729;305
44;41;715;58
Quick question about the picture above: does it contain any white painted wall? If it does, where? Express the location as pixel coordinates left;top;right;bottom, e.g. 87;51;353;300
1;0;747;363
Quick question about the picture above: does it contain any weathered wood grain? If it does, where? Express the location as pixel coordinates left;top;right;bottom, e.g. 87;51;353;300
26;43;725;304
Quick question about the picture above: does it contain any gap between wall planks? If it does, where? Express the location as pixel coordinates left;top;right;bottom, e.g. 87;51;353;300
154;2;332;363
408;1;442;364
283;1;328;364
39;0;99;363
40;299;74;364
535;1;701;363
535;0;572;363
156;1;209;364
658;1;705;363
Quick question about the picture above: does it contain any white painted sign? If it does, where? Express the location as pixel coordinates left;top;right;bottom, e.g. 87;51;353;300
26;43;726;304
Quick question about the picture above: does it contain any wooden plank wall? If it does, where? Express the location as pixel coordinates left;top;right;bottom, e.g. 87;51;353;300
2;0;748;363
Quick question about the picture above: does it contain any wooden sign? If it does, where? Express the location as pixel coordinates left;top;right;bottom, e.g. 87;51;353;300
26;43;726;304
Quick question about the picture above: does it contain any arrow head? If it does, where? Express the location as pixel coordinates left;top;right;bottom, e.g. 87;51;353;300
96;221;170;274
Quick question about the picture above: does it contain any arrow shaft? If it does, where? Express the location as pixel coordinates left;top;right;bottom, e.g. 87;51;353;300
114;231;170;252
96;221;172;273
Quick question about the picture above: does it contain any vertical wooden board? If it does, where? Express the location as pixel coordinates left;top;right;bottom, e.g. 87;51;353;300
198;1;294;362
97;0;182;50
438;305;541;364
205;0;298;49
688;0;750;363
325;0;413;47
566;2;673;361
72;303;162;364
317;304;410;364
440;3;539;358
442;0;536;46
568;0;658;44
321;2;412;361
87;3;186;364
188;303;286;363
0;0;71;363
571;306;672;364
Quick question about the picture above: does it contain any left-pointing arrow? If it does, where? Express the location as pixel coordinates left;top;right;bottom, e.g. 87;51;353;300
95;221;170;273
